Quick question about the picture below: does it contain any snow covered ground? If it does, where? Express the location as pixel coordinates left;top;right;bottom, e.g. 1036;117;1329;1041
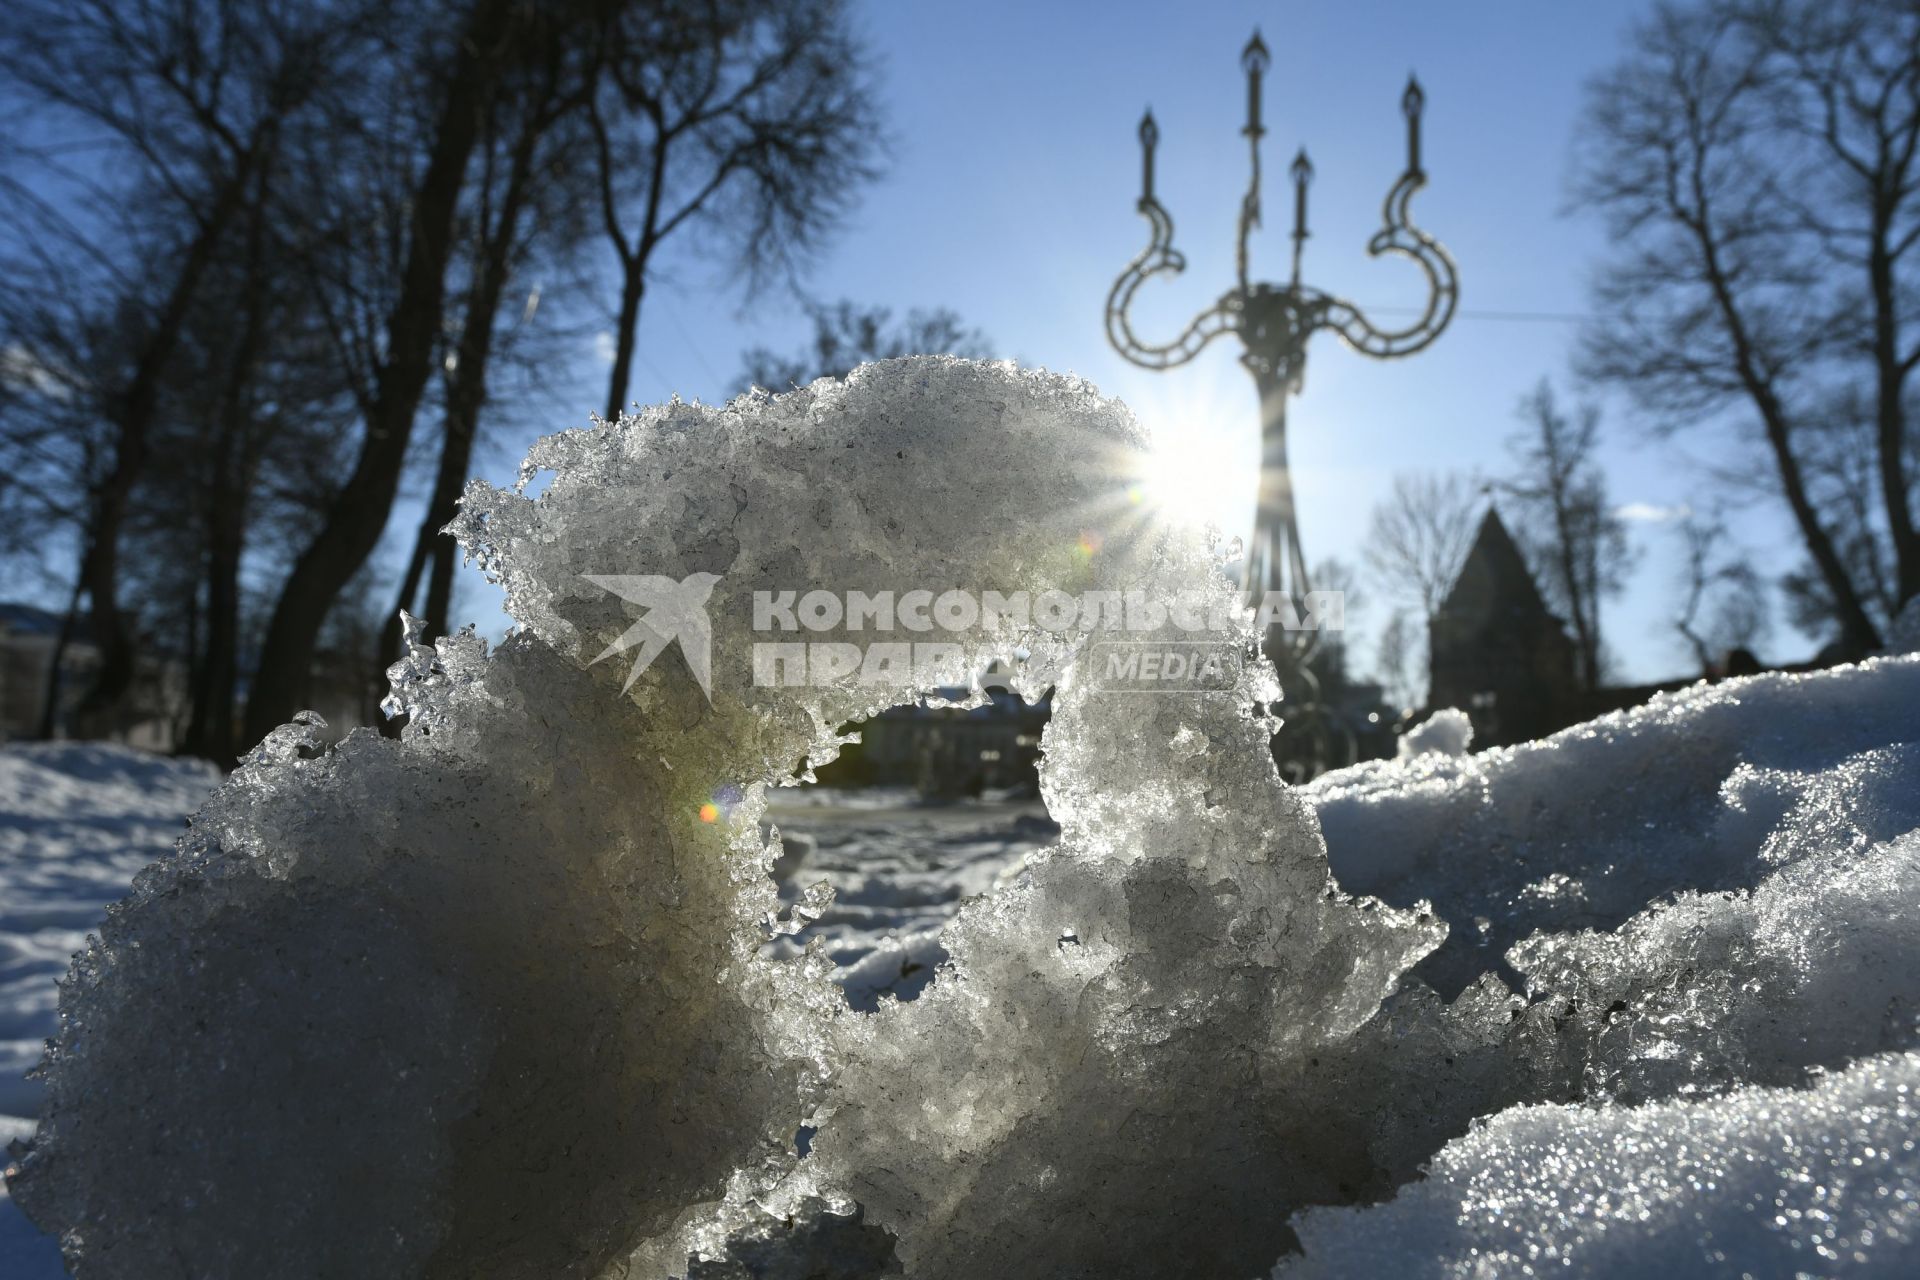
761;788;1055;1010
0;745;222;1276
0;748;1047;1275
6;656;1920;1277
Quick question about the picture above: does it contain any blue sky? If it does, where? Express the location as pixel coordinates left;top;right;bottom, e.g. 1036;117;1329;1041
471;0;1802;684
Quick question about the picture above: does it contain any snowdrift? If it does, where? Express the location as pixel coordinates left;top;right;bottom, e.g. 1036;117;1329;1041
6;359;1918;1278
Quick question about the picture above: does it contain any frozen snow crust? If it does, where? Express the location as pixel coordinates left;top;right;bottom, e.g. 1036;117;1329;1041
7;358;1920;1278
1278;1047;1920;1278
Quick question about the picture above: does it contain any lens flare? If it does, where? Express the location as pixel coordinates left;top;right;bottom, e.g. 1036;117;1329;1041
1140;439;1233;528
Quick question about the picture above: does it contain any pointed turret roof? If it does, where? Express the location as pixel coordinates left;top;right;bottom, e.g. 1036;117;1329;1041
1439;507;1549;622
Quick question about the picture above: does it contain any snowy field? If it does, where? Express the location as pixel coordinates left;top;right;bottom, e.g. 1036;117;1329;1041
761;789;1056;1010
0;746;221;1274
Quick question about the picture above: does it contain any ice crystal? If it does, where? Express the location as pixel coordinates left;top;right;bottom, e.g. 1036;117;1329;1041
1280;1049;1920;1278
8;358;1920;1279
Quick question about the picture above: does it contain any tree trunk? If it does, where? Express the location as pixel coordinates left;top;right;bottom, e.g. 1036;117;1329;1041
381;524;435;669
603;271;644;422
75;140;261;725
1760;404;1880;652
380;97;543;679
184;169;276;766
1545;482;1599;691
1868;211;1919;610
597;118;668;424
415;341;485;647
184;515;244;764
423;524;461;648
35;581;83;738
1691;216;1882;654
244;0;518;748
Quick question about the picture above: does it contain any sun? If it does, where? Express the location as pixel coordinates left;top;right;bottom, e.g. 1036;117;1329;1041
1115;372;1262;538
1136;441;1239;529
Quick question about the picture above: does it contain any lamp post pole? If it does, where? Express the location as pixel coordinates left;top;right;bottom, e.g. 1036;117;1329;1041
1105;31;1459;772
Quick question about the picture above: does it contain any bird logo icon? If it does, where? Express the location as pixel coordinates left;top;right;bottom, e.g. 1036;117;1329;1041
581;572;721;701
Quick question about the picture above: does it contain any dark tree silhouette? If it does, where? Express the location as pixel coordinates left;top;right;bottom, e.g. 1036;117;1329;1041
1577;0;1920;655
244;0;551;745
589;0;884;422
380;20;598;676
0;0;378;735
1673;511;1769;673
1374;609;1420;711
1500;382;1634;692
1;0;890;754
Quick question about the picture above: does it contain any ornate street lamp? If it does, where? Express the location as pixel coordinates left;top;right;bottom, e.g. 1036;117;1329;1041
1107;30;1458;722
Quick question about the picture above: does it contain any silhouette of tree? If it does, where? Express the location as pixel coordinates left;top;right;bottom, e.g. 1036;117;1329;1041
1304;555;1363;688
241;0;545;745
0;0;383;736
1501;381;1634;692
1577;0;1920;655
140;169;365;763
1364;471;1481;628
590;0;884;422
1374;609;1420;712
1673;511;1769;673
379;15;600;678
2;0;890;754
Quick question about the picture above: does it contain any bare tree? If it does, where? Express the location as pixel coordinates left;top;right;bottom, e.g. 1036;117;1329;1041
3;0;891;754
242;0;535;745
1303;555;1363;688
1500;381;1635;692
1674;511;1770;671
383;1;889;673
589;0;884;422
381;23;597;674
1374;609;1419;711
1576;0;1920;656
153;177;319;761
1364;471;1482;628
0;0;376;732
736;299;992;392
132;143;371;764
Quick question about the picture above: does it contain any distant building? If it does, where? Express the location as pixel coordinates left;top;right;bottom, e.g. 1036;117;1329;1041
0;602;185;749
1269;646;1400;781
1426;509;1716;749
0;603;65;741
1427;510;1582;747
817;685;1049;798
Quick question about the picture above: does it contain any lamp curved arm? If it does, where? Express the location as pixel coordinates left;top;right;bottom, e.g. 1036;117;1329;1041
1319;171;1458;359
1105;197;1240;370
